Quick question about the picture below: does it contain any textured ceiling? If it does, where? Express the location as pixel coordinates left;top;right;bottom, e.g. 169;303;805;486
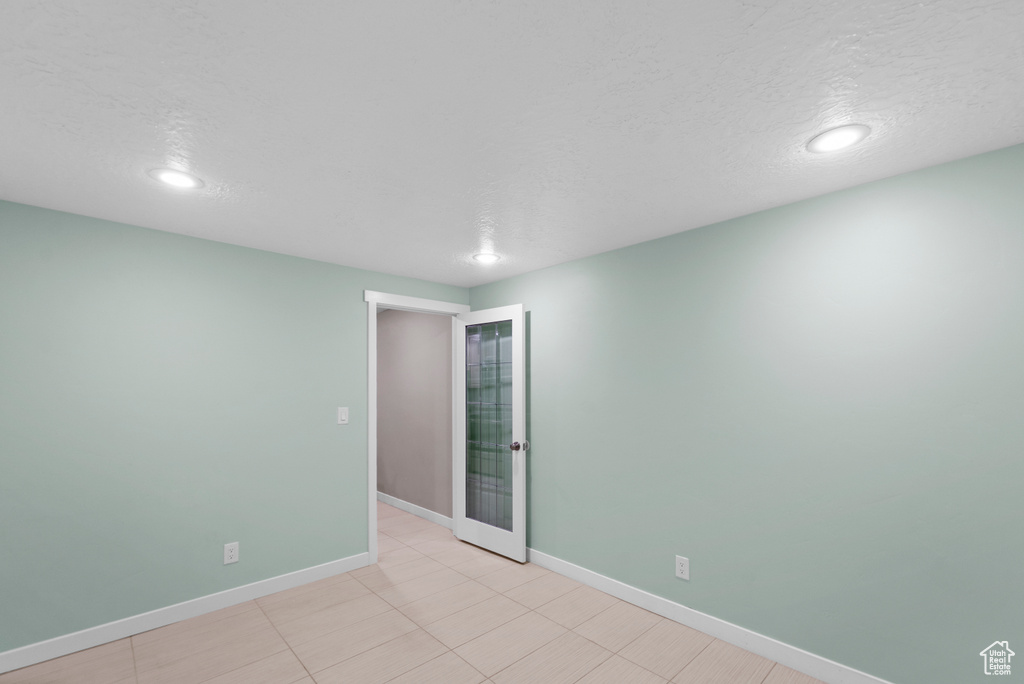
1;1;1022;287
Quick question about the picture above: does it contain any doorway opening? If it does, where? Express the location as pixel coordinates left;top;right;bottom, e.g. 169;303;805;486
364;291;468;563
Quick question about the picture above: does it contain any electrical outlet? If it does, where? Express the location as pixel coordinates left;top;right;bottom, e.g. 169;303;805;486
675;555;689;580
224;542;239;565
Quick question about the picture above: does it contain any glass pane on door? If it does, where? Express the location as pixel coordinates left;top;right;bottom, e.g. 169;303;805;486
465;320;514;531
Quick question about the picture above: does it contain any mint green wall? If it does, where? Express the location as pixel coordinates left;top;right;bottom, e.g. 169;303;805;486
470;144;1024;684
0;200;466;652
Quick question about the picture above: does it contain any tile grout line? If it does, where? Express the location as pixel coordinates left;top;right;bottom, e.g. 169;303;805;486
396;579;496;629
357;554;450;581
572;633;666;684
364;548;532;609
417;594;527;648
552;598;678;683
759;661;781;684
562;645;616;684
352;564;454;603
129;636;140;684
666;636;717;682
253;599;315;684
357;628;482;684
471;609;560;683
399;558;549;628
451;651;490;684
259;596;392;664
482;612;616;684
500;576;582;612
562;612;667;684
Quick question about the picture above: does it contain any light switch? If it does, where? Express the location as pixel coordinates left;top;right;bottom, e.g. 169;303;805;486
337;407;349;425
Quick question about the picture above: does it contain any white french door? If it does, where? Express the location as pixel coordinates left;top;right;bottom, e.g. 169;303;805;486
453;304;527;562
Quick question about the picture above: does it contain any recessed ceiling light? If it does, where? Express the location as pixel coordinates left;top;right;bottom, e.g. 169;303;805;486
806;124;871;153
149;168;204;189
473;253;500;264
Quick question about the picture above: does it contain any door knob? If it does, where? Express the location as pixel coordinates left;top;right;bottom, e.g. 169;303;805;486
509;442;520;451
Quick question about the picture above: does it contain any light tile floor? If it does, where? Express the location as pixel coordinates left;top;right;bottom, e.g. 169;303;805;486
0;502;827;684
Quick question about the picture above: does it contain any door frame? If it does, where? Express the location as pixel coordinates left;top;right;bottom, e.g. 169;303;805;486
363;290;470;564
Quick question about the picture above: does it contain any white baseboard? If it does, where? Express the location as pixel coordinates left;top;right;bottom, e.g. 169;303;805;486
527;549;892;684
0;552;370;675
375;493;888;683
377;491;453;529
3;525;891;683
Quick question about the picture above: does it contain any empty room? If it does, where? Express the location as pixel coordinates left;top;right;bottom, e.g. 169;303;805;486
1;2;1022;684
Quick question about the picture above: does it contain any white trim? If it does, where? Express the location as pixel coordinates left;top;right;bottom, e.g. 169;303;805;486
364;289;467;571
376;491;453;529
366;299;379;565
527;548;894;684
0;553;369;675
363;290;470;315
450;315;459;538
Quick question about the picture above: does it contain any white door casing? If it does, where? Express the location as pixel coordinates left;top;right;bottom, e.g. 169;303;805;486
364;290;469;564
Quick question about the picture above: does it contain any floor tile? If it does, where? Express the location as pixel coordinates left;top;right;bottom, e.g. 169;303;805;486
379;520;439;540
490;631;612;684
377;502;406;519
376;534;408;554
378;506;418;519
673;638;775;683
475;562;550;593
762;663;828;684
0;638;135;684
272;593;393;646
373;566;470;607
131;602;258;647
421;542;494;568
448;552;517;579
575;654;669;684
312;628;447;684
386;652;487;684
133;607;287;684
617;619;714;680
254;573;352;605
397;579;496;626
534;585;619;629
375;544;427;569
378;512;429;530
406;537;471;558
503;572;582;609
454;611;567;677
422;594;529;648
389;524;455;545
201;650;308;684
573;600;662;652
290;608;418;674
256;574;370;625
355;555;450;592
376;512;439;530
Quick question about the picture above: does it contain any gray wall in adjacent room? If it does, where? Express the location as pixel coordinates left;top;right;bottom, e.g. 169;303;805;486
377;309;453;517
